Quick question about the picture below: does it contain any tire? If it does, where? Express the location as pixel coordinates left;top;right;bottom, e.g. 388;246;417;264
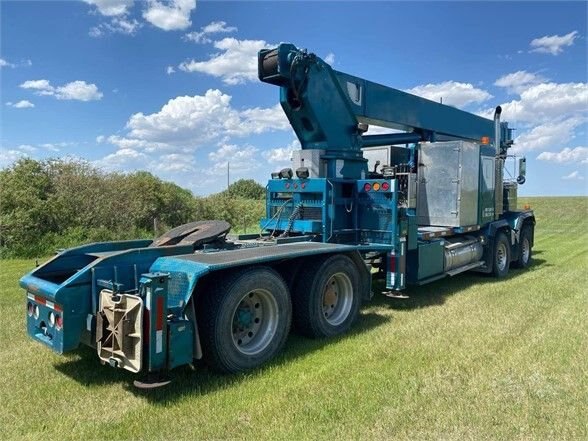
293;254;361;338
492;231;511;278
513;225;533;269
199;267;291;374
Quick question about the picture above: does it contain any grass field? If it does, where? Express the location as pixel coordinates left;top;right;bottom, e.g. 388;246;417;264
1;197;586;440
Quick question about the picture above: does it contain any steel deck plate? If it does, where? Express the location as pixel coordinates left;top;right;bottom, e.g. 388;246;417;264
175;242;353;267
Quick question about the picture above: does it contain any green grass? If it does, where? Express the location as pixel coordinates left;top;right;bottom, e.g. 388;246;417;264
1;197;586;440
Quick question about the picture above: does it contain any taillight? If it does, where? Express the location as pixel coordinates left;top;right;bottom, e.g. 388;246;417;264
363;183;371;192
27;302;34;316
373;182;381;191
56;315;63;330
382;182;390;191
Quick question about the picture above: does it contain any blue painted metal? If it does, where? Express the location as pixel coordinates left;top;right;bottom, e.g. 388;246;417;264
141;273;169;372
259;43;513;159
20;42;535;377
21;241;195;352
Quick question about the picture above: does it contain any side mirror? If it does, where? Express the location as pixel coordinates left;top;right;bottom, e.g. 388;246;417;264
517;157;526;185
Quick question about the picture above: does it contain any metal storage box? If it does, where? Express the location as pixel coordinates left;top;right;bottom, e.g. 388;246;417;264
417;141;480;227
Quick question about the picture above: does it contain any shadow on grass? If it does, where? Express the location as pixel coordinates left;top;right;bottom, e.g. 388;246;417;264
54;251;549;401
372;253;550;311
54;309;389;402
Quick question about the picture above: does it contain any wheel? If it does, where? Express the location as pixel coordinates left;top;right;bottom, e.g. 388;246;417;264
293;254;361;338
492;231;511;278
199;267;291;373
513;225;533;268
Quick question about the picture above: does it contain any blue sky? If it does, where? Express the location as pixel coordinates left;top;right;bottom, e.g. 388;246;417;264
1;0;587;195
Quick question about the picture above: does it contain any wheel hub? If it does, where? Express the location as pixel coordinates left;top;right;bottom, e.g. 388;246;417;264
231;289;278;355
321;273;353;326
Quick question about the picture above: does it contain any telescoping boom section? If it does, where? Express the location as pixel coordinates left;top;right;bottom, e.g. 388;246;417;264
21;43;534;386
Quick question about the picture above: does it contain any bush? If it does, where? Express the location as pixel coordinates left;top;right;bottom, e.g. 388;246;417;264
0;158;267;257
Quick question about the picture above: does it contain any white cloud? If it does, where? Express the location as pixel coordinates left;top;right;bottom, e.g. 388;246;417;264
102;135;169;152
38;143;64;152
84;0;133;16
184;20;237;44
54;81;103;101
263;139;300;164
238;104;291;134
0;58;14;68
0;58;32;69
530;31;578;55
89;17;141;37
494;70;547;94
20;79;103;101
513;118;583;153
15;144;38;153
324;53;335;65
562;170;584;180
405;81;492;108
480;82;588;123
143;0;196;31
20;79;52;91
123;89;290;148
94;148;151;171
207;144;260;175
166;65;176;75
537;146;588;164
0;150;29;168
5;100;35;109
179;38;272;84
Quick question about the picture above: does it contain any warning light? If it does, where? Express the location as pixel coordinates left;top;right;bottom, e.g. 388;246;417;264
382;182;390;191
372;182;381;191
481;136;490;145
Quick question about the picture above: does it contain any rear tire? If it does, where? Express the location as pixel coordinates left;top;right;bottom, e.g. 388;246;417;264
293;254;361;338
513;225;533;269
492;232;511;278
199;267;291;373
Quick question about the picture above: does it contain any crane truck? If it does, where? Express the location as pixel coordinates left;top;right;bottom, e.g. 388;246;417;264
20;43;535;387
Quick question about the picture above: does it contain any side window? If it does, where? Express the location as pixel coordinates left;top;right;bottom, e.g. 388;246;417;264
482;157;495;190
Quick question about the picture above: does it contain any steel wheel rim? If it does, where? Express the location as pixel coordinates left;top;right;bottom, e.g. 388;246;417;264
231;289;278;356
497;242;508;271
322;272;353;326
521;237;530;263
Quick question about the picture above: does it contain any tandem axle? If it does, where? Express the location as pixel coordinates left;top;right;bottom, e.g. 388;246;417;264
21;43;535;386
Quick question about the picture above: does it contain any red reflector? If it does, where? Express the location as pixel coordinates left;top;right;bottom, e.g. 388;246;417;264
389;255;396;273
156;297;164;331
363;183;371;192
382;182;390;191
35;295;46;305
56;315;63;330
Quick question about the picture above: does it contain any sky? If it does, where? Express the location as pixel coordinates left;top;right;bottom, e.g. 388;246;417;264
1;0;587;196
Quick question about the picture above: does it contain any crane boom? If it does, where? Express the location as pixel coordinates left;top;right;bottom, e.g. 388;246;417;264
259;43;511;156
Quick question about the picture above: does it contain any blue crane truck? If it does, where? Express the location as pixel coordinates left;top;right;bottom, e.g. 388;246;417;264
20;43;534;387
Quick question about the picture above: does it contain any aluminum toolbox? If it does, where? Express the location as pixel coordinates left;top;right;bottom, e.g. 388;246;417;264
417;141;480;227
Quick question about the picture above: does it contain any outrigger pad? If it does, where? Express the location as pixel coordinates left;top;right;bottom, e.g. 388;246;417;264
150;220;231;248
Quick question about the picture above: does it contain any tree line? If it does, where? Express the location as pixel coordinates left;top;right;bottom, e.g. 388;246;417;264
0;158;265;257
